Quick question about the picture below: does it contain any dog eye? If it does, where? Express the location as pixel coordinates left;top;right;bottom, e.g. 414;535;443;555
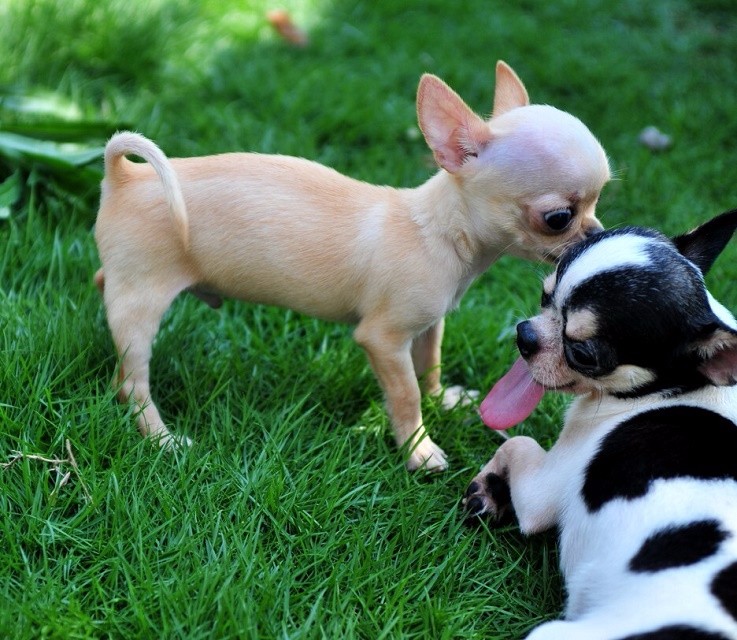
565;340;598;370
543;207;574;232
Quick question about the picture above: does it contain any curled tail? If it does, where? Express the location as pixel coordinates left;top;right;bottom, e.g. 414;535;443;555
104;131;190;249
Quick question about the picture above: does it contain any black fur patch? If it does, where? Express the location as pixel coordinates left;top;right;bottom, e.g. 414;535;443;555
615;625;732;640
711;561;737;622
672;208;737;276
629;520;729;573
582;406;737;513
484;472;511;509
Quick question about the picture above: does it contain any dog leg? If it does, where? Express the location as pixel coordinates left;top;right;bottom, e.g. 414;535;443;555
412;320;444;396
412;319;478;409
355;320;447;471
463;436;557;534
105;279;189;448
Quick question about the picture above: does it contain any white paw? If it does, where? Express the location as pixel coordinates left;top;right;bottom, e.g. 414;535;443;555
154;431;193;450
406;436;448;472
440;385;479;410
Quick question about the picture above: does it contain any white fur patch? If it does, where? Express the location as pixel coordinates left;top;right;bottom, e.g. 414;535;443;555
556;235;655;306
708;290;737;330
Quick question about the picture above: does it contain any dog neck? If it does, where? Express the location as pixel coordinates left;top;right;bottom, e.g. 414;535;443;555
406;171;507;274
563;384;737;444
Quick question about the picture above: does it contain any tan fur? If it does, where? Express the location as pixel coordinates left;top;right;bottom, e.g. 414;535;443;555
565;308;598;342
94;61;610;470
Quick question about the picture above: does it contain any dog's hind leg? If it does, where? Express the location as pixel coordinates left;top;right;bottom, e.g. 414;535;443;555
104;276;191;447
355;319;447;471
412;319;444;396
412;319;478;409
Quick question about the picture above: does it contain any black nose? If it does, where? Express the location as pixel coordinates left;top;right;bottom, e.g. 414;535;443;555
516;321;540;358
584;222;604;239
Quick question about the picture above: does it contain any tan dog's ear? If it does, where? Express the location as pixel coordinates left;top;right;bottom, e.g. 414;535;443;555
417;74;492;173
492;61;530;118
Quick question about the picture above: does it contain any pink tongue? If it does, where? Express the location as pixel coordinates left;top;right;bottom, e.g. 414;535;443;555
479;357;545;430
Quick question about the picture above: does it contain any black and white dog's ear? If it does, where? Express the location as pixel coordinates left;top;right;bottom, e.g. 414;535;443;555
694;326;737;386
672;208;737;275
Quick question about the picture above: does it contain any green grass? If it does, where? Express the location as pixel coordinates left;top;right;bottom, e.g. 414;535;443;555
1;0;737;637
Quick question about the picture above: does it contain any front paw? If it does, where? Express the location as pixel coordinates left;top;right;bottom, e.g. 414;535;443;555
462;472;513;524
439;384;479;410
152;431;194;450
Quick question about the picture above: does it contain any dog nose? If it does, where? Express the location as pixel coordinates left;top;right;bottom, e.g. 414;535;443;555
516;321;540;358
585;225;603;239
583;219;604;238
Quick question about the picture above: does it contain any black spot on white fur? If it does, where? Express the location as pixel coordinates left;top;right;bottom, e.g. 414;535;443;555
629;520;729;573
711;561;737;622
582;406;737;513
614;625;732;640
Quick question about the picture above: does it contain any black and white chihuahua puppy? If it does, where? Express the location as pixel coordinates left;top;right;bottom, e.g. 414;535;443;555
464;209;737;639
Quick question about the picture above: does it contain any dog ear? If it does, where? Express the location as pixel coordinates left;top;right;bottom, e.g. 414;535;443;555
417;74;493;173
694;326;737;386
672;208;737;275
492;61;530;118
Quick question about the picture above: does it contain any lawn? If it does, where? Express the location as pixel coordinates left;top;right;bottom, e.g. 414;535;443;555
1;0;736;638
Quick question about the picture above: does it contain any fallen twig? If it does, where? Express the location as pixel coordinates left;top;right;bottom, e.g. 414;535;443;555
2;439;92;503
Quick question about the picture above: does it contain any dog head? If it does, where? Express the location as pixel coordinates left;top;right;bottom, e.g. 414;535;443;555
480;209;737;430
416;60;610;262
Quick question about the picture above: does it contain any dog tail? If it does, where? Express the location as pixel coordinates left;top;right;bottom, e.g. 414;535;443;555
104;131;190;249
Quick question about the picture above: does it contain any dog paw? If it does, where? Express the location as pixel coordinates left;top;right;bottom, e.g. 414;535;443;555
155;432;194;450
462;472;512;524
406;438;448;472
440;385;479;410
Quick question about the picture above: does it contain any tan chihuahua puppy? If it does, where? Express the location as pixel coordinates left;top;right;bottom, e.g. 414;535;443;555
94;61;610;471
